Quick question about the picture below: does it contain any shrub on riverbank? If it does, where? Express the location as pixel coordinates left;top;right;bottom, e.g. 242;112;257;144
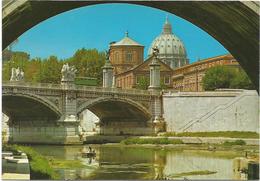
50;159;86;169
121;137;183;145
222;140;246;146
167;170;217;178
3;144;60;180
161;131;259;138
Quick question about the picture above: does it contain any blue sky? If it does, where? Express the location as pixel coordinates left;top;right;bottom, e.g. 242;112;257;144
12;3;228;63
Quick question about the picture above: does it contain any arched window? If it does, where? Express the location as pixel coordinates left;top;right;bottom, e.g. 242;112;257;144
126;51;132;62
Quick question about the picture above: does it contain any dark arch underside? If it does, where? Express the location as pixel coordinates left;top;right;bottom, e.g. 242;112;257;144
80;100;151;123
2;95;60;122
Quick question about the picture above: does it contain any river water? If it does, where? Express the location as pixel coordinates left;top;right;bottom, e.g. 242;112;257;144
32;144;247;180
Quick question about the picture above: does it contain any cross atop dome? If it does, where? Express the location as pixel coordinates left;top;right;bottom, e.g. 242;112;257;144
165;14;169;23
163;15;172;34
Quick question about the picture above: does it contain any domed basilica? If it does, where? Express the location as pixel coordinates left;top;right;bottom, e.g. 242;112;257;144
148;16;189;69
109;16;238;91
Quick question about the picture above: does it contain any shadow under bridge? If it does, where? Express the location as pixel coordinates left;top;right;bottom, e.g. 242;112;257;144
77;97;153;135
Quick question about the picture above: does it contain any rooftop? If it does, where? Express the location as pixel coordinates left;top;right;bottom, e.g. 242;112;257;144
111;32;143;47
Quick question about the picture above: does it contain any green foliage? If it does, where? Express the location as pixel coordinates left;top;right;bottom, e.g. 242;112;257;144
160;79;168;90
168;170;217;178
2;49;12;62
2;51;30;81
136;76;149;90
35;56;62;83
202;66;254;90
121;137;183;145
2;48;106;85
68;48;106;85
230;69;254;89
222;140;246;146
2;131;7;145
3;144;60;179
75;77;98;86
49;159;86;169
202;66;235;90
161;131;259;138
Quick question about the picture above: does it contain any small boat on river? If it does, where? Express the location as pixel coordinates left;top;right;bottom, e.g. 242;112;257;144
81;151;96;158
81;146;96;158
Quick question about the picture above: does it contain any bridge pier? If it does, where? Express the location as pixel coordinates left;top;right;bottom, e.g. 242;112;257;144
98;119;154;135
149;47;166;134
8;119;82;145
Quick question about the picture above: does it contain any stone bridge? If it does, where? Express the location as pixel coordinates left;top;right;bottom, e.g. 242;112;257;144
2;0;259;90
2;82;164;144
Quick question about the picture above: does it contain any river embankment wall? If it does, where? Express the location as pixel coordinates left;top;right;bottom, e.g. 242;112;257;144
163;90;259;133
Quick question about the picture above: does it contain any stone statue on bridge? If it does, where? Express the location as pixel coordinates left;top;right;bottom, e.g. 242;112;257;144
105;49;111;62
61;63;77;82
152;46;159;58
10;67;24;81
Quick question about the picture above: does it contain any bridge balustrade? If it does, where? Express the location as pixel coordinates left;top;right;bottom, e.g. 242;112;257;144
2;81;155;96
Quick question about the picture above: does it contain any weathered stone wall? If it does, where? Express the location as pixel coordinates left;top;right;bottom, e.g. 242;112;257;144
99;121;153;135
163;90;259;133
81;109;153;135
8;121;82;144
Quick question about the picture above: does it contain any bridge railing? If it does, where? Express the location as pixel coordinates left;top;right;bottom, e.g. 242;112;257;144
2;82;154;95
75;84;153;95
2;81;62;89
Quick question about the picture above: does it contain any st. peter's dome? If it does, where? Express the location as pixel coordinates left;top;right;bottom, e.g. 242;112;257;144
148;16;189;69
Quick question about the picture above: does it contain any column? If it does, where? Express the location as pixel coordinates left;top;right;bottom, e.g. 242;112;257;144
148;48;161;91
149;47;166;134
60;64;81;144
153;95;166;134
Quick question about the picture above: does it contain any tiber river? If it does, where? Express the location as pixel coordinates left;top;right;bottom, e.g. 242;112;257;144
32;145;247;180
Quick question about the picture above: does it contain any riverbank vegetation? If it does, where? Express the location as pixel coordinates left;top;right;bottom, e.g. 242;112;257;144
49;159;86;169
167;170;217;178
161;131;259;138
121;137;183;145
3;144;60;180
222;140;246;146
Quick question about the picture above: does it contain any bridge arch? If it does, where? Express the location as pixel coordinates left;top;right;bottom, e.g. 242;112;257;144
2;1;259;90
2;92;62;122
77;97;152;121
77;97;153;135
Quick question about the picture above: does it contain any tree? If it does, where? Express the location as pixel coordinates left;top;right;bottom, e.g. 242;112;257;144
230;69;254;89
160;79;168;90
136;76;149;90
67;48;106;85
35;56;62;83
202;65;254;90
25;58;42;82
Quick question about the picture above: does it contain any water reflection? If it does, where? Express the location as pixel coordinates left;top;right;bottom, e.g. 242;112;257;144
32;145;246;180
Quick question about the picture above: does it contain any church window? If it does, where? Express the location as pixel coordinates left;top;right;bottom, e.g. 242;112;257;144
115;52;119;62
164;76;170;85
126;51;132;62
